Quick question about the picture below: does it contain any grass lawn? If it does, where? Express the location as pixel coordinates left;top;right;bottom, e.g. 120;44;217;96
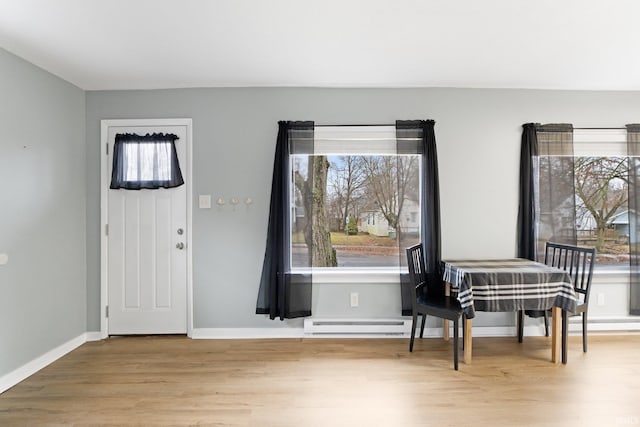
292;231;401;247
330;232;397;246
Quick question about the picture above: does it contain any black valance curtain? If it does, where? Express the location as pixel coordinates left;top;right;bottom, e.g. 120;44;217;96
627;124;640;315
256;121;314;320
397;120;441;315
110;133;184;190
517;123;576;262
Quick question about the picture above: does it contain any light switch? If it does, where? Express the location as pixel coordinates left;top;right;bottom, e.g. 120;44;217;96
0;253;8;265
199;195;212;209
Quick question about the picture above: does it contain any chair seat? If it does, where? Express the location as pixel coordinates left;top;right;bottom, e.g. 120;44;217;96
416;294;463;320
524;309;546;318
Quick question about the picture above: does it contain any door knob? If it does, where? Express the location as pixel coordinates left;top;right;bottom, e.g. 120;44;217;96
177;228;184;235
176;242;185;250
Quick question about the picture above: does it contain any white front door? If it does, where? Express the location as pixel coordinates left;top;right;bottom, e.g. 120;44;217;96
105;123;188;335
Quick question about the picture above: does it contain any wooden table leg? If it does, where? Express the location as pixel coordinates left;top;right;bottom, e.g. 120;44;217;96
464;317;472;364
551;306;561;364
443;282;450;341
562;309;568;364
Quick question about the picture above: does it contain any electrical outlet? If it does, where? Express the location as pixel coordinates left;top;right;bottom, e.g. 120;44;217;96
597;293;605;306
350;292;359;307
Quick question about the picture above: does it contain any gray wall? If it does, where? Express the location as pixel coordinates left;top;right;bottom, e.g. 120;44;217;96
0;48;86;377
2;46;637;378
85;87;640;332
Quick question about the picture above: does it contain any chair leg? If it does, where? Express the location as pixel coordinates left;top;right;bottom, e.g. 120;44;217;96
409;313;418;352
419;314;426;338
517;310;524;343
544;311;549;337
582;312;588;353
453;318;459;371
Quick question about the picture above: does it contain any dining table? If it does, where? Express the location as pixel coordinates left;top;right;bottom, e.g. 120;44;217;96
441;258;577;364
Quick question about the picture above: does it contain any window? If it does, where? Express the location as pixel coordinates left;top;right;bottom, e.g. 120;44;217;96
573;129;628;270
535;128;629;270
290;126;421;270
123;142;173;182
110;133;184;190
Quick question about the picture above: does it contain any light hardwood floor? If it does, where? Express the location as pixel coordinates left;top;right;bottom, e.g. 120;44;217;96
1;334;639;426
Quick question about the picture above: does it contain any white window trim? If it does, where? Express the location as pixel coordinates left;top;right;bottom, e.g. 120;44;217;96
593;267;629;277
300;268;406;284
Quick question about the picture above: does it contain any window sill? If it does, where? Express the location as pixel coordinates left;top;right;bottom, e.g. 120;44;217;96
591;268;630;285
293;268;405;284
593;268;629;276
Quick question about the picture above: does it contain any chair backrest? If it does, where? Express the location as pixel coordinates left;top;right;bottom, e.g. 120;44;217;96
406;244;427;302
544;242;596;304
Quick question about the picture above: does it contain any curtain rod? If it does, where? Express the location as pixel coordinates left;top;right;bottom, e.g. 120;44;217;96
314;123;395;127
316;125;626;129
574;127;626;130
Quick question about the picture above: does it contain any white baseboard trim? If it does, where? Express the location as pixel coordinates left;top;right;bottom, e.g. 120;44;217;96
568;317;640;333
191;328;305;339
85;331;103;342
0;333;88;394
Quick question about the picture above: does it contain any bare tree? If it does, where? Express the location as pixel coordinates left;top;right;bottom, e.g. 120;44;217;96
574;157;628;251
359;155;419;240
294;156;337;267
328;156;366;232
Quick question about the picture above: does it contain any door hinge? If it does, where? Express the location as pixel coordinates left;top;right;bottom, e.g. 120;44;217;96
105;305;109;318
106;143;109;155
105;224;109;236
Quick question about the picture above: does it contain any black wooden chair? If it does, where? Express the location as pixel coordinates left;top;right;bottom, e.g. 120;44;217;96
406;243;464;370
517;242;596;361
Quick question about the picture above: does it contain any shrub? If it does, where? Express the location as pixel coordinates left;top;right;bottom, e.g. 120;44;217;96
347;216;358;235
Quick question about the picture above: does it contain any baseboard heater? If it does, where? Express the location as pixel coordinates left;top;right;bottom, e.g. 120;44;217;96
303;318;411;336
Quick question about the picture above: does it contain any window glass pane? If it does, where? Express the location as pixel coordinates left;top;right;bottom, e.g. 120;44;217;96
291;154;421;269
575;156;629;269
124;142;173;182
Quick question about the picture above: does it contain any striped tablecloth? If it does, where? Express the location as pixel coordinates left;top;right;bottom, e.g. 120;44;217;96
442;258;577;319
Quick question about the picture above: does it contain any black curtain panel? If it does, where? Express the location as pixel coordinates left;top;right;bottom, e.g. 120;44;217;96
396;120;441;315
626;124;640;315
256;121;314;320
522;123;575;319
517;123;539;260
110;133;184;190
535;124;577;257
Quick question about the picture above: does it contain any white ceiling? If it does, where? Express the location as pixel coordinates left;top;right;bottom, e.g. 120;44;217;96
1;0;639;91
